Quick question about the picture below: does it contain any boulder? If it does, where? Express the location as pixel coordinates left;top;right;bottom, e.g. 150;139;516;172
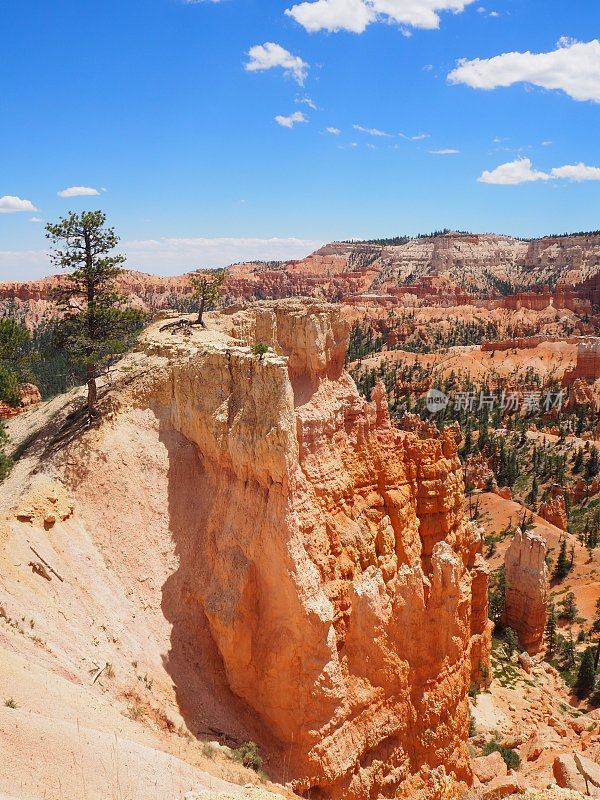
481;776;525;799
473;752;508;784
553;754;589;795
519;651;534;673
574;752;600;790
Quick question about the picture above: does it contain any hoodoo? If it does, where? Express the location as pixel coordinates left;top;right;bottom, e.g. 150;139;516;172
503;527;548;654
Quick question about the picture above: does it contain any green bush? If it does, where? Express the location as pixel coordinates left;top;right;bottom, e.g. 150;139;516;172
251;342;269;358
233;741;263;771
482;739;521;770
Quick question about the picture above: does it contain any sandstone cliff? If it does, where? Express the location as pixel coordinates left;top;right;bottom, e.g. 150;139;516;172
1;301;491;799
504;528;548;654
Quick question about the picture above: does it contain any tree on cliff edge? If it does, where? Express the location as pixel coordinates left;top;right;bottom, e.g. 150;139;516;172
190;270;226;327
46;211;145;418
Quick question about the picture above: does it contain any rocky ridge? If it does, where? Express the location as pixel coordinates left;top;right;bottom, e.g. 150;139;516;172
3;232;600;327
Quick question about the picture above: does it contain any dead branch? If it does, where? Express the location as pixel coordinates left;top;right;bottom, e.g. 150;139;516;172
30;547;64;582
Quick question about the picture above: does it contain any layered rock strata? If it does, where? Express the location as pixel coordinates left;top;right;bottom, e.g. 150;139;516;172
503;528;548;654
142;300;491;799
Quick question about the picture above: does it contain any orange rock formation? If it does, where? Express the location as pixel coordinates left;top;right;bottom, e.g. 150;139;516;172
564;338;600;384
145;300;491;799
539;487;568;531
503;528;548;654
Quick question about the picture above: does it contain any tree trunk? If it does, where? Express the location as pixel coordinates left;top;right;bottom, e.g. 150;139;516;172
196;295;206;327
87;364;97;418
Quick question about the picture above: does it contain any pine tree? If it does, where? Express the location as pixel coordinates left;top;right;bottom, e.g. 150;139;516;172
589;596;600;672
504;627;519;656
46;211;146;418
488;566;506;626
575;648;597;697
553;538;570;581
190;270;226;326
560;592;578;623
546;604;558;656
527;476;539;506
0;318;32;406
563;628;576;669
586;445;600;479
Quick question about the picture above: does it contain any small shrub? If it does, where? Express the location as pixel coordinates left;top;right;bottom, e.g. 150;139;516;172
482;739;521;770
251;342;269;358
468;681;480;699
233;740;263;771
4;698;17;709
468;711;476;738
202;742;215;759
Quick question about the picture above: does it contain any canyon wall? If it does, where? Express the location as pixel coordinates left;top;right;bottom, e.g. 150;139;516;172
140;300;491;800
3;233;600;326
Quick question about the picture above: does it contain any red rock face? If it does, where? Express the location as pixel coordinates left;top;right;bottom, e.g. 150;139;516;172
147;301;491;799
539;487;568;530
464;453;495;490
503;528;548;654
564;338;600;384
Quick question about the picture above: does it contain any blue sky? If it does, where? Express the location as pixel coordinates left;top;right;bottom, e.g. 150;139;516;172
1;0;599;279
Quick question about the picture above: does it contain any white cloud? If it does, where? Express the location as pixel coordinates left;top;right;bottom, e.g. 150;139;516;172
123;236;325;274
0;195;38;214
541;140;553;146
353;124;391;137
399;131;429;140
245;42;308;85
448;39;600;103
326;126;341;134
550;163;600;181
285;0;475;33
478;157;600;184
0;249;50;280
275;111;307;128
430;148;460;154
478;158;551;184
297;95;317;109
30;217;43;223
57;186;100;198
